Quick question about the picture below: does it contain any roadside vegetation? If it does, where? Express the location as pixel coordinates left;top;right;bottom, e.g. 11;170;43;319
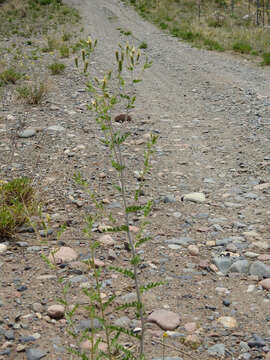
123;0;270;63
0;0;82;103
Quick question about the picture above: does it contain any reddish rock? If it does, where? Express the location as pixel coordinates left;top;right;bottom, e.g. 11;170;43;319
259;278;270;290
129;225;139;233
198;260;210;269
80;340;108;352
147;309;180;331
94;259;105;267
47;305;65;319
258;254;270;261
49;247;78;264
99;234;115;246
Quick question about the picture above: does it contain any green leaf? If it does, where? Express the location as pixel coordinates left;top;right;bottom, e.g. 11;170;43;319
116;301;139;311
125;205;144;213
135;236;151;248
113;184;122;193
111;160;125;171
131;254;141;266
140;281;164;294
109;266;135;279
133;79;142;83
143;200;153;217
103;295;116;309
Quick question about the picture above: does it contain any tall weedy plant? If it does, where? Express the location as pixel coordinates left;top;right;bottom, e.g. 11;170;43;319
70;38;161;360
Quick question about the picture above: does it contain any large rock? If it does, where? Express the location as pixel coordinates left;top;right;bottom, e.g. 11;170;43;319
249;261;270;279
47;305;65;319
259;278;270;290
49;247;78;264
207;343;225;357
182;192;206;203
147;309;180;331
26;348;47;360
212;256;234;274
229;260;249;274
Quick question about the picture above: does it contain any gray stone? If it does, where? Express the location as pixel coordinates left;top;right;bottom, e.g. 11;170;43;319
5;330;15;340
229;260;250;274
19;128;36;138
243;192;257;199
76;319;102;332
26;348;47;360
249;261;270;278
46;125;65;132
216;238;233;246
240;341;250;352
39;229;53;237
113;316;131;328
213;257;234;274
32;303;43;313
69;275;88;283
16;242;28;247
165;237;194;246
119;292;137;304
27;246;42;252
207;343;225;357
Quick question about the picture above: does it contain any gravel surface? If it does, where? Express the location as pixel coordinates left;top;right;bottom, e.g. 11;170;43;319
1;0;270;359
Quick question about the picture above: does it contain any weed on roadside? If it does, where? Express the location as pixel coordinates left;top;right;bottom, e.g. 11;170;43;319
16;80;48;104
0;68;22;84
59;44;69;58
45;38;161;359
232;40;252;54
0;178;39;239
261;52;270;65
48;62;66;74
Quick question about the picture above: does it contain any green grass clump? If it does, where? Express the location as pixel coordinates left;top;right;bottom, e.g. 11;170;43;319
16;81;48;104
117;27;132;36
232;40;252;54
0;178;38;239
59;44;69;58
48;62;65;74
203;38;224;51
0;68;22;84
139;41;148;49
261;52;270;65
160;22;168;29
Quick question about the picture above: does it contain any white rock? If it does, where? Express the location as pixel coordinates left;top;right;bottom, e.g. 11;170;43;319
217;316;237;328
182;192;206;203
0;244;8;254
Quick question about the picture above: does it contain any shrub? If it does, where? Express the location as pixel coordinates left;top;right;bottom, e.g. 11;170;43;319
48;62;65;74
0;178;38;239
232;40;252;54
16;81;48;104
